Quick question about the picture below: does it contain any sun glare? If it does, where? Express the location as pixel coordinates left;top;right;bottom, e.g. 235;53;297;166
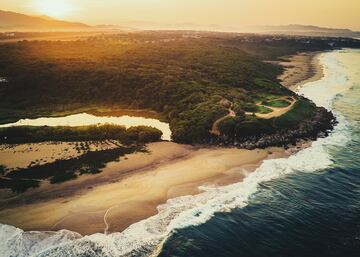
35;0;73;19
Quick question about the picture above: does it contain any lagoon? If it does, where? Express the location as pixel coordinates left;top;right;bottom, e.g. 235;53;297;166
0;113;172;141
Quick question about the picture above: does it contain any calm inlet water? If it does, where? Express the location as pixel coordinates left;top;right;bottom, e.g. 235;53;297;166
0;113;172;141
0;49;359;257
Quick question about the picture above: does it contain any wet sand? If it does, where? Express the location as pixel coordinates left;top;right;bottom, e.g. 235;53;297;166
0;141;288;235
278;52;324;90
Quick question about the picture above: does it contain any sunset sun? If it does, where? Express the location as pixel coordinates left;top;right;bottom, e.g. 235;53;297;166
35;0;73;19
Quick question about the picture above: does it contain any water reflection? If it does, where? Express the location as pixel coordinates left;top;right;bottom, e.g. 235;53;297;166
0;113;172;140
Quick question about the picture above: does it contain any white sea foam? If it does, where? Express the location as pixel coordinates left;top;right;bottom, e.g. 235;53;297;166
0;224;81;257
0;49;358;257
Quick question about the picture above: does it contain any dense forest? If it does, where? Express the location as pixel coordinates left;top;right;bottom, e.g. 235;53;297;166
0;124;162;144
0;31;359;143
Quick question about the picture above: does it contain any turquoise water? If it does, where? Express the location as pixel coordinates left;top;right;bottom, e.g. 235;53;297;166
0;49;359;257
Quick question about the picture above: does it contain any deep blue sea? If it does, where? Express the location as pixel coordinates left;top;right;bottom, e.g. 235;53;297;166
1;49;359;257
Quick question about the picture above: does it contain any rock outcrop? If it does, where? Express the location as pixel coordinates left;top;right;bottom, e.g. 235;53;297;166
214;107;336;149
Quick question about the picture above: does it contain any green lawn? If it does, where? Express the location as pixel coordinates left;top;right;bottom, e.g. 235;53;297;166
272;99;316;128
257;105;273;114
262;99;291;108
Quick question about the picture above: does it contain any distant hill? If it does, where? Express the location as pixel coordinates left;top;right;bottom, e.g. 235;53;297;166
0;9;90;31
252;24;360;38
94;24;134;31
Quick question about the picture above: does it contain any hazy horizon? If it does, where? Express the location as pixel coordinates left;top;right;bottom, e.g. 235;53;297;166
1;0;360;31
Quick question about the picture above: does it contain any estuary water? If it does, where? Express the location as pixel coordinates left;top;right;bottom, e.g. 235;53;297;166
1;49;360;257
0;113;172;141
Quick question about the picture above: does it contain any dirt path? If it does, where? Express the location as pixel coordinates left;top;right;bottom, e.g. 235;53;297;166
210;106;236;136
210;97;296;136
246;97;296;119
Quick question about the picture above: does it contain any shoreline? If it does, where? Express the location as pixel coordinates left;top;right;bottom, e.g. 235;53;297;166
213;50;334;149
0;51;326;236
277;51;325;91
0;142;290;235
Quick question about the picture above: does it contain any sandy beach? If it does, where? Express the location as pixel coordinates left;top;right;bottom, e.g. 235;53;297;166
0;51;323;236
0;142;287;235
278;52;324;90
0;141;121;171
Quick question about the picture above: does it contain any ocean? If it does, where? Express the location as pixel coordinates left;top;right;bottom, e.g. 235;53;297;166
1;49;360;257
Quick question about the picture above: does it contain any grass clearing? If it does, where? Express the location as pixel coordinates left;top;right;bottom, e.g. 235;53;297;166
262;99;291;108
272;99;316;128
257;105;273;114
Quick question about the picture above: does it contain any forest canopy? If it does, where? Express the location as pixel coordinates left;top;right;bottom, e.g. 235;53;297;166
0;31;358;143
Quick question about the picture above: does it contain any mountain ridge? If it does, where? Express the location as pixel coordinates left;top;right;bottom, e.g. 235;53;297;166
1;9;359;38
0;9;90;30
251;24;360;38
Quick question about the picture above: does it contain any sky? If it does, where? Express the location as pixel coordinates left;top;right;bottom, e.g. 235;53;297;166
1;0;360;30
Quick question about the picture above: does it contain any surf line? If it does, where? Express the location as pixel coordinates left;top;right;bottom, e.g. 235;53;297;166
103;204;120;234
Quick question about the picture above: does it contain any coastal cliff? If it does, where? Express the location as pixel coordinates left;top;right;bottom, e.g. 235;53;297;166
215;104;336;149
213;50;336;149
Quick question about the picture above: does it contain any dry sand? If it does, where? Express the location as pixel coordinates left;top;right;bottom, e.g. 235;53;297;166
0;141;120;171
278;52;324;90
0;142;286;235
245;96;297;119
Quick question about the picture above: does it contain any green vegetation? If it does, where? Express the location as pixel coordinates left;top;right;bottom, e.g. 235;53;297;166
1;146;140;192
0;177;40;193
257;105;273;114
0;165;6;175
0;124;161;192
219;99;317;137
218;116;246;136
0;123;161;192
0;32;357;143
0;124;162;192
262;99;291;108
0;32;352;192
0;124;162;144
272;99;316;128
